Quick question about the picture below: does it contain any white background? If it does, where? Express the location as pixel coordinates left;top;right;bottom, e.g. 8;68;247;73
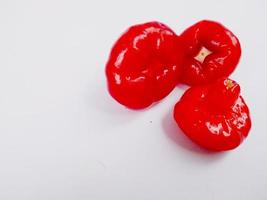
0;0;267;199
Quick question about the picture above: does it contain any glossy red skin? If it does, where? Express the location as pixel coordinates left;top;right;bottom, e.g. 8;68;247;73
180;20;241;85
174;78;251;151
106;22;183;109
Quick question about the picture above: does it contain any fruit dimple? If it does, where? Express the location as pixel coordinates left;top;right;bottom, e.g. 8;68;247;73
194;46;212;63
224;79;234;90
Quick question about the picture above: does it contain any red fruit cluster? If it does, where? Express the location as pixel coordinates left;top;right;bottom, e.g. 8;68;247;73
105;20;251;151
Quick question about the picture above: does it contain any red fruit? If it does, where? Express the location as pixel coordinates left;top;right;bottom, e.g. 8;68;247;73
180;20;241;85
106;22;183;109
174;78;251;151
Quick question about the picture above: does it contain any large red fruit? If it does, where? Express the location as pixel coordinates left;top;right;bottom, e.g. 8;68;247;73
106;22;183;109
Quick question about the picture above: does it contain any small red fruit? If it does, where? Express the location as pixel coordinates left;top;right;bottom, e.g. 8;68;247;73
180;20;241;85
